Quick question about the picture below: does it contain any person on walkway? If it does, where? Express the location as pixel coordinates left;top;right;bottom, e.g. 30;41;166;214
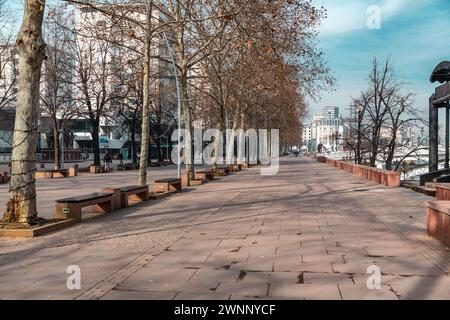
104;152;112;172
118;153;124;167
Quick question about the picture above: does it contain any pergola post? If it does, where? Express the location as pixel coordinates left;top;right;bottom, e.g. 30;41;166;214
446;106;450;169
430;94;439;172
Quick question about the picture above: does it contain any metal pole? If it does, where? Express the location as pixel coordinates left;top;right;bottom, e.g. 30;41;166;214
429;94;439;172
446;106;449;169
162;32;182;179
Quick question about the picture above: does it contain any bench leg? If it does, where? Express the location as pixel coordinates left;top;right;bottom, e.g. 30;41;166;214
94;200;113;214
131;191;149;202
190;179;203;186
169;183;182;192
154;183;169;194
182;173;190;188
121;193;129;208
53;172;65;179
123;191;149;207
56;203;82;223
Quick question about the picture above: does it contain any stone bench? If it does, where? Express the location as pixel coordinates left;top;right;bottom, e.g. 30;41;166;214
425;200;450;247
228;164;242;172
119;185;149;208
69;166;78;177
55;192;114;223
213;166;230;176
90;165;106;174
182;172;208;187
195;170;214;182
154;178;182;194
118;163;138;171
36;169;69;180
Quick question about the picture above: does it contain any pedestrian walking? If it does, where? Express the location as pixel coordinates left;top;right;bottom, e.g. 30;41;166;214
104;152;112;172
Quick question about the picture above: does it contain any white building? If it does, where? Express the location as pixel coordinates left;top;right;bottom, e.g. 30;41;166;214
0;44;18;110
302;125;312;147
0;3;176;160
302;106;348;152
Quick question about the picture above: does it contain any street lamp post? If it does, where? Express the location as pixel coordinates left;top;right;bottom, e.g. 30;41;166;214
162;32;182;179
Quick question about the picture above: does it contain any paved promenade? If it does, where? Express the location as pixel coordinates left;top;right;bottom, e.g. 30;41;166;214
1;157;450;300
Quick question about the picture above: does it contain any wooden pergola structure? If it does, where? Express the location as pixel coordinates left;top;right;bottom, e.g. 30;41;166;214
429;61;450;172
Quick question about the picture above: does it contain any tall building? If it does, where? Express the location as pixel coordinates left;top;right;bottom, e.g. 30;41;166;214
302;125;312;147
0;3;177;161
0;44;18;110
302;106;348;152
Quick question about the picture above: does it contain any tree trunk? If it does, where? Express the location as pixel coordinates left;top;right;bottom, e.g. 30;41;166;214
385;159;393;171
385;141;396;171
91;119;100;166
156;138;162;162
139;0;153;185
3;0;46;225
54;125;61;170
369;130;379;168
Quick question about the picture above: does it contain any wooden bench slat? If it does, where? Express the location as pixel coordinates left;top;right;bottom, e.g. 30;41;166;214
121;185;148;193
155;178;181;183
56;192;113;204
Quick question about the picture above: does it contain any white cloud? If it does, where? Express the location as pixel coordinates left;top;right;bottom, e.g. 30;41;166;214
316;0;429;37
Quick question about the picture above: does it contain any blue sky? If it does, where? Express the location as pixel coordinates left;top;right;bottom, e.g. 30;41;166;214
5;0;450;121
310;0;450;120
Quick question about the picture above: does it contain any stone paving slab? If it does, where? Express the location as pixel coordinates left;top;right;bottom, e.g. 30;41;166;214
1;157;450;300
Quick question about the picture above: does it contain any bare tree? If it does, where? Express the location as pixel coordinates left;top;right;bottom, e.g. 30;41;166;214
41;6;77;170
138;0;153;184
0;1;18;149
161;0;246;176
344;94;371;164
347;57;426;171
0;0;18;112
3;0;46;225
117;61;143;165
381;92;418;170
67;7;127;167
62;0;167;184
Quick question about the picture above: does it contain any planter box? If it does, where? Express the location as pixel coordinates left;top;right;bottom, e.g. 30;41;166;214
425;201;450;247
0;219;76;238
317;157;400;187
